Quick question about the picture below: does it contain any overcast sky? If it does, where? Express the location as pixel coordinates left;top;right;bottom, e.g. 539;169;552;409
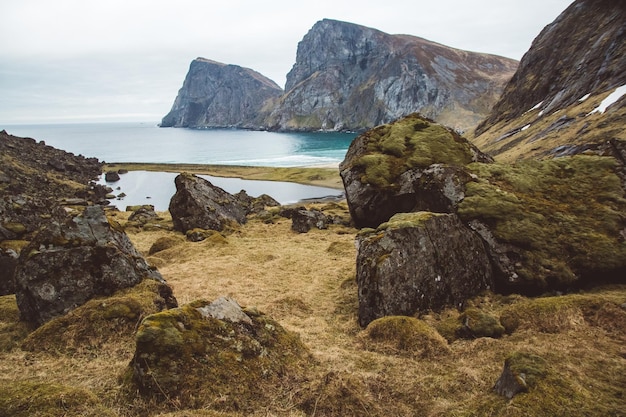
0;0;573;125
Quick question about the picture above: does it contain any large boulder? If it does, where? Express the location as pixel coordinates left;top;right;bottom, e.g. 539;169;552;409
127;297;309;413
169;173;249;233
340;113;493;228
356;212;493;327
14;205;166;327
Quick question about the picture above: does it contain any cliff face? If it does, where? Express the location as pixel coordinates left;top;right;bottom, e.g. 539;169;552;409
472;0;626;161
264;19;518;133
161;58;283;129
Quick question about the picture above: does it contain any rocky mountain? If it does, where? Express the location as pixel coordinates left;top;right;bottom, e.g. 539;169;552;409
162;19;517;133
264;19;517;133
161;58;283;128
472;0;626;162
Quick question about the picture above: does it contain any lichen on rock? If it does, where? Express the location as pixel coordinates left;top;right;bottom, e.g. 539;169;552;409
127;297;310;412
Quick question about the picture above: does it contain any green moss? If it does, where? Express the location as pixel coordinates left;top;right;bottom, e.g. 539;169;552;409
353;114;478;190
0;380;115;417
127;300;310;412
361;316;449;358
499;294;584;334
458;155;626;286
21;279;174;353
375;211;443;232
457;308;505;339
505;351;547;389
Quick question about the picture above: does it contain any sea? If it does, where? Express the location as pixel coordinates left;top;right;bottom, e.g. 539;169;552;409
2;122;356;210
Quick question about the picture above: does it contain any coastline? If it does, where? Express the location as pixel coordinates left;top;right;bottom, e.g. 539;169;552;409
103;162;344;190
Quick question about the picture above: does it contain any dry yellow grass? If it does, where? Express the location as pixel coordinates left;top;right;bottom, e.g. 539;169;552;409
0;204;625;416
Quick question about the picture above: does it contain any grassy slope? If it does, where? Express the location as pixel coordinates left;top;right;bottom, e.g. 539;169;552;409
103;163;344;189
0;206;624;416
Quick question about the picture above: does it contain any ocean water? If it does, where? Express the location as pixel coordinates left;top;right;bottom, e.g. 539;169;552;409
2;122;355;167
2;122;356;209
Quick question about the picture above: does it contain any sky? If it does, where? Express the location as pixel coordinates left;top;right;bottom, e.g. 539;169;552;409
0;0;574;125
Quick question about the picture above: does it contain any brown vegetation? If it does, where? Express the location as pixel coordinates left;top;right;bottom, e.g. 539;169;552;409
0;202;624;416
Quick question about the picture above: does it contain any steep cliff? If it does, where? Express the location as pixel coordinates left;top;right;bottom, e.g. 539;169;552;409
264;19;518;133
161;58;283;129
472;0;626;162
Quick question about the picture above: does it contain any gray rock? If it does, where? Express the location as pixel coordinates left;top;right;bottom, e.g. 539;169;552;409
340;114;493;228
127;205;158;224
161;58;283;129
356;212;493;327
0;248;18;295
14;205;165;326
169;173;248;233
265;19;517;132
104;171;120;182
291;208;329;233
196;296;253;325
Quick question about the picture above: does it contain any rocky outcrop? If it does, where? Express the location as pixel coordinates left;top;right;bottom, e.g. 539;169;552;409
169;173;248;232
127;297;309;412
0;131;107;243
169;173;282;233
356;212;493;327
290;208;330;233
343;114;626;320
472;0;626;161
161;58;283;128
340;113;493;228
14;206;166;327
264;19;517;133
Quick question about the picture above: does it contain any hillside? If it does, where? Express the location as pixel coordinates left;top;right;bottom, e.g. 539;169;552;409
471;0;626;162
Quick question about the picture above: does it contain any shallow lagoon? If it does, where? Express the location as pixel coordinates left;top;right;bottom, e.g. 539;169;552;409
98;170;344;211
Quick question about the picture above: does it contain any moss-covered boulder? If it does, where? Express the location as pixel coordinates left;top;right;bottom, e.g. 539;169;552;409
21;279;176;353
356;212;494;326
459;155;626;292
14;205;167;327
126;297;310;413
359;316;449;358
456;307;505;339
343;114;626;295
493;352;547;399
339;113;493;228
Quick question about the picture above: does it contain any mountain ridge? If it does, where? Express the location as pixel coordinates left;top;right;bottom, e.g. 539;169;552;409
161;19;517;133
471;0;626;161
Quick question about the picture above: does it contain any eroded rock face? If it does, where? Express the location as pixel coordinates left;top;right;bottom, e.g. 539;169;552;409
265;19;517;132
340;114;493;228
161;58;283;129
14;205;165;326
472;0;626;161
169;173;249;233
128;297;309;412
356;212;493;327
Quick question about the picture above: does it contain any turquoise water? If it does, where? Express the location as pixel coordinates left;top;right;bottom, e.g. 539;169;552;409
2;122;355;167
2;122;355;209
